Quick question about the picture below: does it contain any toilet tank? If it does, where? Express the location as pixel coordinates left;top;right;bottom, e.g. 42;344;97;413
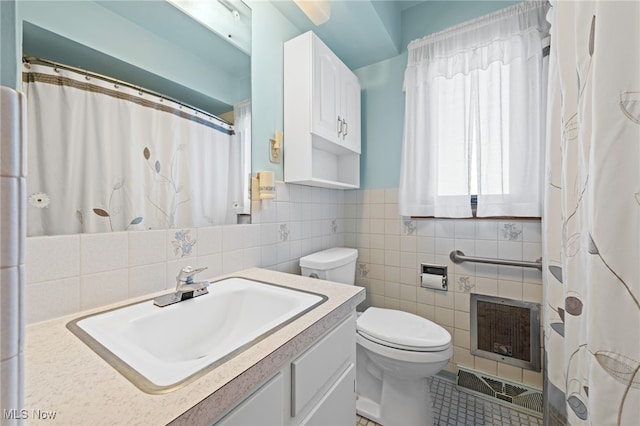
299;248;358;285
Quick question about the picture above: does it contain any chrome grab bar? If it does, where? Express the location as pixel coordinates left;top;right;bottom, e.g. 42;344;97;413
450;250;542;270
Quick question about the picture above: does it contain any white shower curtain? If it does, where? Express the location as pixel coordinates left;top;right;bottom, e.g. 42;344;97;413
24;63;237;235
543;1;640;424
229;99;251;218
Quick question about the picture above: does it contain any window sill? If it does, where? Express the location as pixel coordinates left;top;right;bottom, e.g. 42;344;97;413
409;216;542;220
408;196;541;220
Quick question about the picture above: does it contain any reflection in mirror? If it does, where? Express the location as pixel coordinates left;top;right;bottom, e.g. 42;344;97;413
20;0;251;236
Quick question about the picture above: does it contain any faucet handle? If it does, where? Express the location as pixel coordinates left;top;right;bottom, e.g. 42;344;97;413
177;266;208;283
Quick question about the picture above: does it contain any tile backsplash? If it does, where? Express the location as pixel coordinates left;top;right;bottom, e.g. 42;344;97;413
25;184;543;389
343;188;543;389
25;183;346;324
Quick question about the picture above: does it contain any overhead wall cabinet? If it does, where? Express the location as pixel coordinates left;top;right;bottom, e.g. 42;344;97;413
284;31;361;189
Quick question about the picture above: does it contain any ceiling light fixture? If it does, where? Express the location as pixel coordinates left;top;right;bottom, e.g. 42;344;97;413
293;0;331;26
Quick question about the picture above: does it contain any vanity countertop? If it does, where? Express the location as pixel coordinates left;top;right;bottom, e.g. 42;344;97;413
24;268;365;425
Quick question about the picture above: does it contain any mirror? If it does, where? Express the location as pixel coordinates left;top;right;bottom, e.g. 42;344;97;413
20;0;251;236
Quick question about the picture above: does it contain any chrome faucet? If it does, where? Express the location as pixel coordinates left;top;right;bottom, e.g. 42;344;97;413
153;266;211;307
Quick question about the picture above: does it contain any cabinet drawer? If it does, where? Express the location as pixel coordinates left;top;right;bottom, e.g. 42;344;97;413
291;314;355;416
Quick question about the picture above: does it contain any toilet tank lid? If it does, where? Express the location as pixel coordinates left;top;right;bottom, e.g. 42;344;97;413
299;248;358;270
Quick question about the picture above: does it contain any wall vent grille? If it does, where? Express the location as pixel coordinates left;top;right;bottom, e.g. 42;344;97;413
470;294;541;371
456;367;543;417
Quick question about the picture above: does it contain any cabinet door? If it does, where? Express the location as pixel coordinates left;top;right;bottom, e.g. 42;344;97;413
340;67;361;154
291;314;355;417
215;373;283;426
300;364;356;426
311;37;340;144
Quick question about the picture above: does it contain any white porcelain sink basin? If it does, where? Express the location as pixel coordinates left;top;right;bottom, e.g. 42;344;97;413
67;277;326;393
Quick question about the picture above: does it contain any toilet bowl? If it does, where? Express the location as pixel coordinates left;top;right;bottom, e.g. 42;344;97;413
300;248;452;426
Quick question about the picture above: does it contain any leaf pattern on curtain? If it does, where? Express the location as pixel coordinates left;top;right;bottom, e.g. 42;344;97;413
588;16;596;57
587;234;599;254
564;296;583;316
544;2;640;425
548;265;563;283
595;352;640;389
551;322;565;337
93;208;109;217
595;352;640;425
619;91;640;125
142;145;193;229
92;180;143;232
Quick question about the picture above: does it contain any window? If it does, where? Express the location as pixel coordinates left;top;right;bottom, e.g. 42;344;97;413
399;1;550;218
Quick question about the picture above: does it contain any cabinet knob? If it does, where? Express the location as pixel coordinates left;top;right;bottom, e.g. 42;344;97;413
342;119;348;139
337;116;343;137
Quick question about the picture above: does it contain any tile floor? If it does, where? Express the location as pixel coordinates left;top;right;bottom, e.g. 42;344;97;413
356;376;543;426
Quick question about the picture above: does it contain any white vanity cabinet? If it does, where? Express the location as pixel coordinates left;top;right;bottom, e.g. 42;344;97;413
215;373;284;426
284;31;361;189
212;313;356;426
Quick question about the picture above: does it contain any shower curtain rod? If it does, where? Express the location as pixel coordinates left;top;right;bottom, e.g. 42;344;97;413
22;55;233;126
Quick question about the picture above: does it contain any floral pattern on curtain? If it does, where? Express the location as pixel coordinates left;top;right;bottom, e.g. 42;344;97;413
543;1;640;424
24;63;241;236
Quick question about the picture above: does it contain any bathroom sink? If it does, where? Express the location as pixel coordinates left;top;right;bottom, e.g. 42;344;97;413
67;277;326;394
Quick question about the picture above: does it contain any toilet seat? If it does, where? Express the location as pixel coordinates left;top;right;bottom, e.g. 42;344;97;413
356;332;453;364
357;307;451;352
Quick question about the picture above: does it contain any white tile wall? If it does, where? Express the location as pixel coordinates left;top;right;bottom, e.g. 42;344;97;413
1;87;27;420
128;263;167;299
349;188;544;389
0;267;19;360
0;355;19;419
81;232;129;274
129;230;166;266
25;278;81;324
26;235;80;283
197;226;222;256
81;269;129;311
24;182;345;325
1;178;20;268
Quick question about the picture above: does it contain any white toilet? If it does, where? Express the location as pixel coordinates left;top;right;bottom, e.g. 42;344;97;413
300;247;452;426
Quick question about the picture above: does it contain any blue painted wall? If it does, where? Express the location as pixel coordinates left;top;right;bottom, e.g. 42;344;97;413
355;1;520;189
246;0;300;181
0;0;17;88
354;53;407;190
16;1;245;109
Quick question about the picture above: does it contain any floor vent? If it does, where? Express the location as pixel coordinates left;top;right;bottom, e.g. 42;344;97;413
456;367;543;417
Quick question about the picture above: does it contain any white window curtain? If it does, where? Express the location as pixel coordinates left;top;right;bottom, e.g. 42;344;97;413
399;1;550;218
25;63;237;236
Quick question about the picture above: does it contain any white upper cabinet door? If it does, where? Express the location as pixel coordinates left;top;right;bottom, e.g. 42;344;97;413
284;31;361;189
340;66;361;154
311;37;341;144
